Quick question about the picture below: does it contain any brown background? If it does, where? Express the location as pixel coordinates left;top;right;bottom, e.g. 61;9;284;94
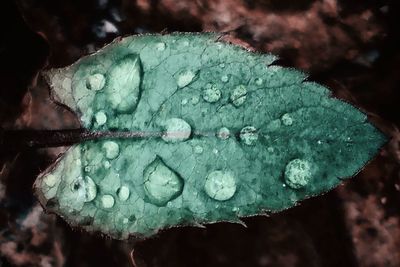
0;0;399;266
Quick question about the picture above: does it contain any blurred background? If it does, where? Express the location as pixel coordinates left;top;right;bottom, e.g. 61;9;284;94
0;0;399;266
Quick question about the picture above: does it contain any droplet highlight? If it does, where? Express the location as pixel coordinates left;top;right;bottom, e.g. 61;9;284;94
101;194;115;209
239;126;258;146
117;185;130;201
281;113;293;126
143;157;184;206
162;118;191;143
177;70;197;88
217;127;230;140
156;42;166;51
284;159;312;189
102;141;120;160
230;85;247;107
204;171;237;201
95;111;107;126
86;73;105;91
202;84;221;103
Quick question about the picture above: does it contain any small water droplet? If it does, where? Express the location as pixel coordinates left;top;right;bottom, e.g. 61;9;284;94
230;85;247;107
181;98;188;105
86;73;105;91
70;176;97;202
103;161;111;169
255;77;263;85
202;84;221;103
219;63;225;68
317;140;322;145
191;96;200;105
204;170;237;201
221;75;229;83
102;141;120;160
101;194;115;209
177;70;197;88
95;111;107;126
213;148;219;154
143;157;184;206
239;126;258;146
162;118;191;143
117;185;130;201
193;145;204;154
43;174;57;187
284;159;312;189
84;166;91;172
281;113;293;126
156;42;166;51
217;127;230;140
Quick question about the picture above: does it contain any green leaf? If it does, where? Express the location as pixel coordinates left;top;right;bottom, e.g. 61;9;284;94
34;33;386;239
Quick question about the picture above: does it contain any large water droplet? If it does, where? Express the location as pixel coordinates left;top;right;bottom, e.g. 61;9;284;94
204;170;237;201
284;159;312;189
176;70;197;88
156;42;166;51
230;85;247;107
117;185;130;201
143;157;184;206
86;73;105;91
239;126;258;146
217;127;230;140
105;54;142;113
101;194;115;209
202;84;221;103
95;111;107;126
102;141;120;160
281;113;293;126
162;118;191;143
70;176;97;202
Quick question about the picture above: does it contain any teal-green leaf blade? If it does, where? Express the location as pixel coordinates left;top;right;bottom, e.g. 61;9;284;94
34;33;387;239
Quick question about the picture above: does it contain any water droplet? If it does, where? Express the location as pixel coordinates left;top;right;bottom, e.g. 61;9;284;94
86;73;105;91
177;70;197;88
217;127;230;140
70;176;97;202
117;185;130;201
106;54;142;113
281;113;293;126
181;98;188;105
239;126;258;146
156;42;166;51
255;77;263;85
162;118;191;143
230;85;247;107
122;218;129;224
191;96;200;105
103;161;111;169
219;63;225;68
317;140;322;145
221;75;229;83
102;141;120;160
43;174;57;187
213;148;219;154
204;171;237;201
143;157;184;206
84;166;91;172
101;194;115;209
95;111;107;126
193;145;204;154
202;84;221;103
284;159;312;189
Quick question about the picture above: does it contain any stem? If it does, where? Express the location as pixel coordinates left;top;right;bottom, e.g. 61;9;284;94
0;128;151;149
